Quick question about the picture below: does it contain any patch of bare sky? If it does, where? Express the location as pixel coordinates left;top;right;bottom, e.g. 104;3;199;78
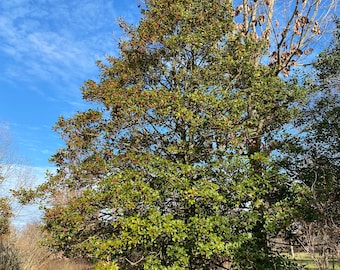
0;0;140;103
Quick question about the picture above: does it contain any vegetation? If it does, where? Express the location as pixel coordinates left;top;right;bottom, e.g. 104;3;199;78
0;124;35;270
280;18;340;270
0;126;16;236
0;238;21;270
0;124;35;237
12;223;92;270
15;1;338;269
286;253;340;270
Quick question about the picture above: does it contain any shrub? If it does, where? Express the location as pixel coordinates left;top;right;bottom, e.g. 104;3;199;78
0;239;21;270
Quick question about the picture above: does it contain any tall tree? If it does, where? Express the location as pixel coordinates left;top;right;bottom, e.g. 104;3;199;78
19;0;336;269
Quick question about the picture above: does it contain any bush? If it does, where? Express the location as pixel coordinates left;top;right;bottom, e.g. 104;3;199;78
0;239;21;270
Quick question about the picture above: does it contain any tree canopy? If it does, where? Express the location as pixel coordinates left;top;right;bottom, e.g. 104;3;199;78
18;0;337;269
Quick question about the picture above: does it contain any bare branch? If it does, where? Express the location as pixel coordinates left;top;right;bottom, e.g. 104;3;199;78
234;0;338;75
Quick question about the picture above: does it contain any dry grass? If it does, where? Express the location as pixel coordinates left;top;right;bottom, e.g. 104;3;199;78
13;222;93;270
42;259;93;270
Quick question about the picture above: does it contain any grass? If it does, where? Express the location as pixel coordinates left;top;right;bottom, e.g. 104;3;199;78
283;252;340;270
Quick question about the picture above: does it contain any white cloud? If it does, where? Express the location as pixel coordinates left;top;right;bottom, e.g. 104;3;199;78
0;0;140;103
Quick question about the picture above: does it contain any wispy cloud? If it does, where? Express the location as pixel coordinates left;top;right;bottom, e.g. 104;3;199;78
0;0;140;101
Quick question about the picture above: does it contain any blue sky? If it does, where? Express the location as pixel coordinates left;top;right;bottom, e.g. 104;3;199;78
0;0;141;170
0;0;141;227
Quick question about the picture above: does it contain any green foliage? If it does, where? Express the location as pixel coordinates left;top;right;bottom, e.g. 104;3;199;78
283;19;339;224
0;162;14;237
315;17;340;82
18;0;318;269
0;197;12;236
94;261;120;270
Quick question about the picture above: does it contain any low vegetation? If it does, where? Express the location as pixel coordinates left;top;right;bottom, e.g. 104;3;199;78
2;223;92;270
286;253;340;270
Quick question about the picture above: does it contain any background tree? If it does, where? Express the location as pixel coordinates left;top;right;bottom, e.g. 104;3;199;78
19;0;336;269
0;124;36;270
0;124;34;236
280;18;339;269
0;125;15;236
